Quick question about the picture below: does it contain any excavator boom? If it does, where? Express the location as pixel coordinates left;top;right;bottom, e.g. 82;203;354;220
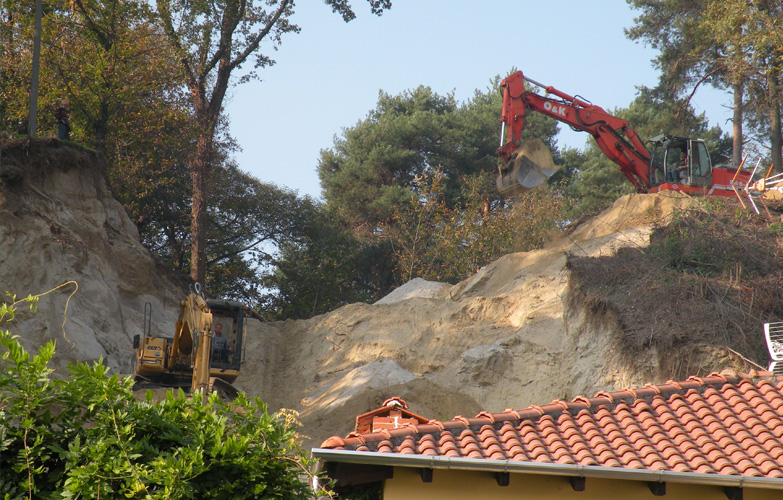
499;71;651;192
497;70;753;197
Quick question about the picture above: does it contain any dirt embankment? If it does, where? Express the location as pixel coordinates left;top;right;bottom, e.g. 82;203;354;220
239;192;777;448
1;140;777;451
0;139;183;374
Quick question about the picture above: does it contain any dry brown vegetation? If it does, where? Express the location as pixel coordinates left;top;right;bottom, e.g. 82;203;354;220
566;199;783;380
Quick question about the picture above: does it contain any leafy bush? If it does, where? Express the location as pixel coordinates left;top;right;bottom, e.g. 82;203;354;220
0;296;322;499
381;169;570;285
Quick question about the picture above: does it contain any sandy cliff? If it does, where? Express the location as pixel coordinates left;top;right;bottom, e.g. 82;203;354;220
0;140;768;451
0;140;182;374
238;192;763;447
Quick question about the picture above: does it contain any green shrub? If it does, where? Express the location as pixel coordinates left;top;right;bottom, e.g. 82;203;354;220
0;295;323;499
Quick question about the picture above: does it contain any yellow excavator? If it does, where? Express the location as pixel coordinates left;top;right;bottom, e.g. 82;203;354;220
132;284;249;402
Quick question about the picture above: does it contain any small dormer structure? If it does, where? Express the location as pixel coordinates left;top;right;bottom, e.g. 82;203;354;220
354;397;430;434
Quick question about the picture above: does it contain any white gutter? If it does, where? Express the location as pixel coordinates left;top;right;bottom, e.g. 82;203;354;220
312;449;783;490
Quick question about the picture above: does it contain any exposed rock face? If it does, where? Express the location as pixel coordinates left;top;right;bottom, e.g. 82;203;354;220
0;140;182;374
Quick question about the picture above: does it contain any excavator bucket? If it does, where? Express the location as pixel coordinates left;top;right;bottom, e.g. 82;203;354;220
496;139;559;197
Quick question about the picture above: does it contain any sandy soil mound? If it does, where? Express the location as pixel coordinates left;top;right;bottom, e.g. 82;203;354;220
236;191;764;448
374;278;449;305
1;141;768;452
0;140;183;374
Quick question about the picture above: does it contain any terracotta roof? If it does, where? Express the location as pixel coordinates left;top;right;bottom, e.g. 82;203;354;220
319;371;783;479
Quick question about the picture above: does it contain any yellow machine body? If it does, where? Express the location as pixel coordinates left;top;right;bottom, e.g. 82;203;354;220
135;336;167;378
132;290;248;401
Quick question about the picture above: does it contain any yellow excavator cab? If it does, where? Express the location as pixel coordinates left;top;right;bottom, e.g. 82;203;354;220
132;286;250;401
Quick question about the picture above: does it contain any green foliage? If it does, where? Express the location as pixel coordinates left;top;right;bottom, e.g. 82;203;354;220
562;146;635;217
260;205;388;319
107;110;196;271
0;0;186;151
382;169;570;285
627;0;783;166
318;86;462;229
205;164;317;303
318;81;559;232
626;0;724;99
112;152;318;304
0;2;37;136
621;86;732;164
0;300;319;498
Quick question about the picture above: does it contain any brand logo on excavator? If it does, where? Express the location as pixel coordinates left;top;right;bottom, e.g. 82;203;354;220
543;102;567;117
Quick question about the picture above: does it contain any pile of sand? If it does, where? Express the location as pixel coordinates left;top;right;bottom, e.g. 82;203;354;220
374;278;449;305
0;141;760;451
237;191;735;448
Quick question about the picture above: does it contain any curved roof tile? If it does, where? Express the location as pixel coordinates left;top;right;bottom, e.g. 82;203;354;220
319;371;783;480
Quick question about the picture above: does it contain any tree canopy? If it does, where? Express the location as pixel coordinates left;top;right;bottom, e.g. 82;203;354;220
627;0;783;170
318;80;559;232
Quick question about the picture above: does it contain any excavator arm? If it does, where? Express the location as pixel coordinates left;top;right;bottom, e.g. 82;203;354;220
498;71;652;193
133;284;247;403
170;289;213;399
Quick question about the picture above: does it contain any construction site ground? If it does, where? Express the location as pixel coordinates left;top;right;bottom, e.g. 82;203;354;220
1;140;779;450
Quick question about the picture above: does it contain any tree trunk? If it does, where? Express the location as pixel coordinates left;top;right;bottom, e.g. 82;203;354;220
27;0;42;137
770;58;782;174
732;79;744;169
187;59;231;287
190;131;211;285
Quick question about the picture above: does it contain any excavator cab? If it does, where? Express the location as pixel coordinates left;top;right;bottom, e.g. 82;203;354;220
132;292;250;401
648;135;713;189
205;298;247;381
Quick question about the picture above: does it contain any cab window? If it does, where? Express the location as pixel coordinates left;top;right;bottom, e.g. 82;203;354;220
691;142;711;177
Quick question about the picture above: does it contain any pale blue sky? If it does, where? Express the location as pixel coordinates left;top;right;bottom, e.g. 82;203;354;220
226;0;733;199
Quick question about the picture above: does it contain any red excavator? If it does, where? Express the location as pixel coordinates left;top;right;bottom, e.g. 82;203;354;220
496;70;754;197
